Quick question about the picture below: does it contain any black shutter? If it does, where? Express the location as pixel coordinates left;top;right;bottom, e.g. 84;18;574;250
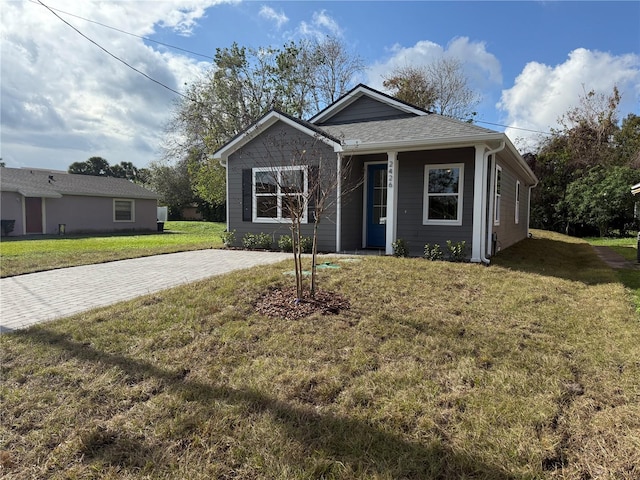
242;169;252;222
307;165;319;222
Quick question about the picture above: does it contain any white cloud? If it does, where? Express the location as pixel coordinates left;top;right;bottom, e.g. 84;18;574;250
498;48;640;151
259;5;289;29
365;37;502;93
297;9;343;41
0;0;223;170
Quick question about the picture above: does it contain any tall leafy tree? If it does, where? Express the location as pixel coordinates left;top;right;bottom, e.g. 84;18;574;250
161;37;364;217
382;57;480;120
68;157;111;176
528;87;639;235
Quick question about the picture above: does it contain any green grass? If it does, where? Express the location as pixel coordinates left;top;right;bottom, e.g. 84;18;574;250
1;230;639;479
0;221;225;277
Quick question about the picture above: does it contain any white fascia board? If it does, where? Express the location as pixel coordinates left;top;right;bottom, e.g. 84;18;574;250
309;86;427;124
213;111;342;161
340;133;505;155
631;182;640;195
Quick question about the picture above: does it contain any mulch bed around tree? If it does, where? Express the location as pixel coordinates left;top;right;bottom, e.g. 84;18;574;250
255;286;350;320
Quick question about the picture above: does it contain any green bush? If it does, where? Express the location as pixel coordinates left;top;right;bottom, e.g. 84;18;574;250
220;229;236;247
391;238;409;257
278;235;312;253
424;243;443;261
242;232;273;250
446;240;467;262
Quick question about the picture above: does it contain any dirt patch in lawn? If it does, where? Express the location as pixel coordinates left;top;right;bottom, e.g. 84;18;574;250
255;286;350;320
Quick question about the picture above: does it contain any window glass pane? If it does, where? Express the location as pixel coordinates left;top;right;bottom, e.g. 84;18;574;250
428;196;458;220
281;170;304;193
429;168;459;194
282;195;303;218
256;196;277;217
255;171;277;194
114;200;132;221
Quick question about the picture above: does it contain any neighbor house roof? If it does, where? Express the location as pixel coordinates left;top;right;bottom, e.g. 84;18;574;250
0;168;158;199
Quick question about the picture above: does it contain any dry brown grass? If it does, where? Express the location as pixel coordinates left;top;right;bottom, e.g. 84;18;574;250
1;230;638;479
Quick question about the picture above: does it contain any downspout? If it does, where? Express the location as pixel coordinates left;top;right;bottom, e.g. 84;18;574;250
336;153;342;253
480;141;505;265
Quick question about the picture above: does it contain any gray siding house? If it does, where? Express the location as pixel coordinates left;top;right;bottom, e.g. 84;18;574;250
214;84;538;262
0;167;158;236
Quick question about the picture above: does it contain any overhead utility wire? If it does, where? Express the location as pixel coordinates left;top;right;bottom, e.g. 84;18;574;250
475;120;551;135
36;0;192;100
34;1;554;135
28;0;214;61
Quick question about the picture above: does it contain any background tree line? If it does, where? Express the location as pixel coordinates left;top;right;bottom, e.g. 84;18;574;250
525;87;640;237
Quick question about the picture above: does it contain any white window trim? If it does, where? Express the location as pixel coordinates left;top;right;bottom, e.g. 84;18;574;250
252;165;308;223
515;180;520;224
494;165;502;226
113;199;135;222
423;163;464;226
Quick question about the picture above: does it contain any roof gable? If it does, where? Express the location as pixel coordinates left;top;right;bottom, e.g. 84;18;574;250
0;168;158;199
213;109;342;161
309;84;428;125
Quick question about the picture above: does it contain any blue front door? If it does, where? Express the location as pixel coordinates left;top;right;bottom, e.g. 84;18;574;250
366;164;387;248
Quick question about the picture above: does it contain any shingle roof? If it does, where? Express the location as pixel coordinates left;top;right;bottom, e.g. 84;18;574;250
0;168;158;199
319;114;498;146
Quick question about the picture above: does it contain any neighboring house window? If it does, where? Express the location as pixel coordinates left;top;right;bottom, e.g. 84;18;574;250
515;180;521;224
253;166;308;223
494;165;502;225
423;163;464;226
114;199;135;222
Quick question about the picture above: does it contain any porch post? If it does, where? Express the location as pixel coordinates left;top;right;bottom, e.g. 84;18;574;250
385;151;398;255
471;145;485;262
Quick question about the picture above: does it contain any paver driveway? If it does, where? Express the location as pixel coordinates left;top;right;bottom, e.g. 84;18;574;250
0;249;291;333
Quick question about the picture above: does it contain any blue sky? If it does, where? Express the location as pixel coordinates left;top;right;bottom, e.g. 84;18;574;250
2;1;639;171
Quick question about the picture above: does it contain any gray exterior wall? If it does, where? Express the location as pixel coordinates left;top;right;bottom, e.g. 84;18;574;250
0;192;157;236
227;121;339;251
44;195;157;234
318;96;414;125
339;154;371;251
395;148;476;257
1;191;24;236
491;158;531;253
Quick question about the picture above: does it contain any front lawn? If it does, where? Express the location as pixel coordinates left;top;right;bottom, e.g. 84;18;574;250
1;230;638;479
0;221;225;277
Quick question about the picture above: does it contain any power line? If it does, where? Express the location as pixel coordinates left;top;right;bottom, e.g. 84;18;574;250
36;0;192;100
28;0;214;61
31;1;557;136
475;120;552;136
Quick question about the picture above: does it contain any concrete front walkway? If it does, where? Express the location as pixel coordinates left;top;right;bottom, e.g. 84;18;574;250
592;246;640;271
0;249;291;333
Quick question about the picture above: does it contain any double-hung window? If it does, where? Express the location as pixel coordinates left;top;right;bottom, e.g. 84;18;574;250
114;199;134;222
423;163;464;226
515;180;520;224
253;166;308;222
